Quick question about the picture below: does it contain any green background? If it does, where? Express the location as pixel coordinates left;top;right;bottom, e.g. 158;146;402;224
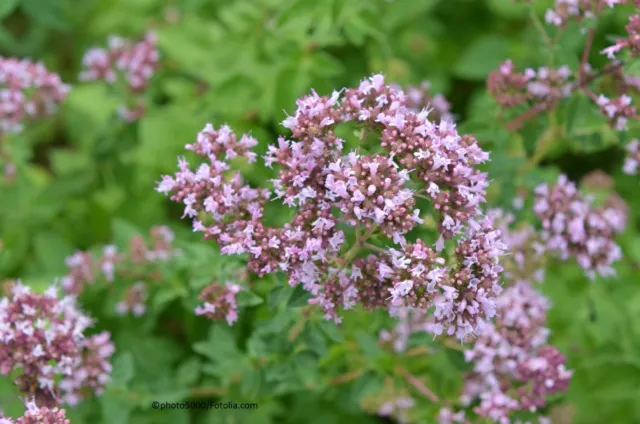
0;0;639;423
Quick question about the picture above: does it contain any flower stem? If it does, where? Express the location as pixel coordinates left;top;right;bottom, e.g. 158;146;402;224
395;366;440;402
363;242;388;255
329;368;364;384
579;28;596;86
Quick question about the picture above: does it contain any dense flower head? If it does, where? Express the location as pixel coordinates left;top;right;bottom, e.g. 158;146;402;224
158;123;268;231
59;331;114;405
0;57;69;136
458;282;572;422
534;174;626;278
0;281;92;405
195;282;242;325
393;81;454;123
435;217;506;338
515;346;572;412
1;399;70;424
488;60;572;110
79;32;159;122
487;60;530;108
376;121;490;241
325;152;419;239
158;74;501;337
623;139;640;174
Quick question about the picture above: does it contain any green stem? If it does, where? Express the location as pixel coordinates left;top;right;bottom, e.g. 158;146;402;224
363;242;387;254
337;224;378;271
528;6;553;50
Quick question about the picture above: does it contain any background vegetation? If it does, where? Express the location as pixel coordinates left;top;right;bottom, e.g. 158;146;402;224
0;0;638;423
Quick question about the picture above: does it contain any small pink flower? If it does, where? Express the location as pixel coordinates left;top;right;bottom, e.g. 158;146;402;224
195;282;243;325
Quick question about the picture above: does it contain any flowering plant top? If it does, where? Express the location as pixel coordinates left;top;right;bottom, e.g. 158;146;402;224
158;74;506;340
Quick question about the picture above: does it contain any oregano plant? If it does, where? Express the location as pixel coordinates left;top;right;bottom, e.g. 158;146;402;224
0;1;639;423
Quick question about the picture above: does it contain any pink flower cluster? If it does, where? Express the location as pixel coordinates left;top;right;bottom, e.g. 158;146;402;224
448;282;572;423
59;331;114;405
534;175;626;279
0;57;70;136
374;216;506;340
602;14;640;59
61;226;178;316
324;152;418;238
79;32;159;122
380;217;505;339
595;94;636;130
380;209;543;352
545;0;630;27
623;139;640;174
393;81;454;123
158;74;501;338
488;60;572;110
195;282;242;325
0;282;94;405
0;399;69;424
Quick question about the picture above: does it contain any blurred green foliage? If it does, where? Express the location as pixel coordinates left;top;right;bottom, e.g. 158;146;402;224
0;0;639;423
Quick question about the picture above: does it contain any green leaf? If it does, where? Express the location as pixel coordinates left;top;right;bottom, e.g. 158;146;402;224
149;389;190;404
21;0;69;29
381;0;441;29
454;35;510;80
354;332;381;359
444;347;469;371
237;289;265;307
267;284;293;311
152;284;187;309
0;0;19;19
317;320;345;344
33;232;72;274
50;149;93;175
240;366;262;397
137;103;208;179
303;323;328;357
93;186;126;213
309;52;345;78
192;324;239;361
100;390;132;424
294;352;319;387
626;58;640;77
156;23;219;85
486;0;533;18
246;332;269;359
112;218;141;249
287;285;313;308
111;352;136;385
175;357;201;387
348;371;383;403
